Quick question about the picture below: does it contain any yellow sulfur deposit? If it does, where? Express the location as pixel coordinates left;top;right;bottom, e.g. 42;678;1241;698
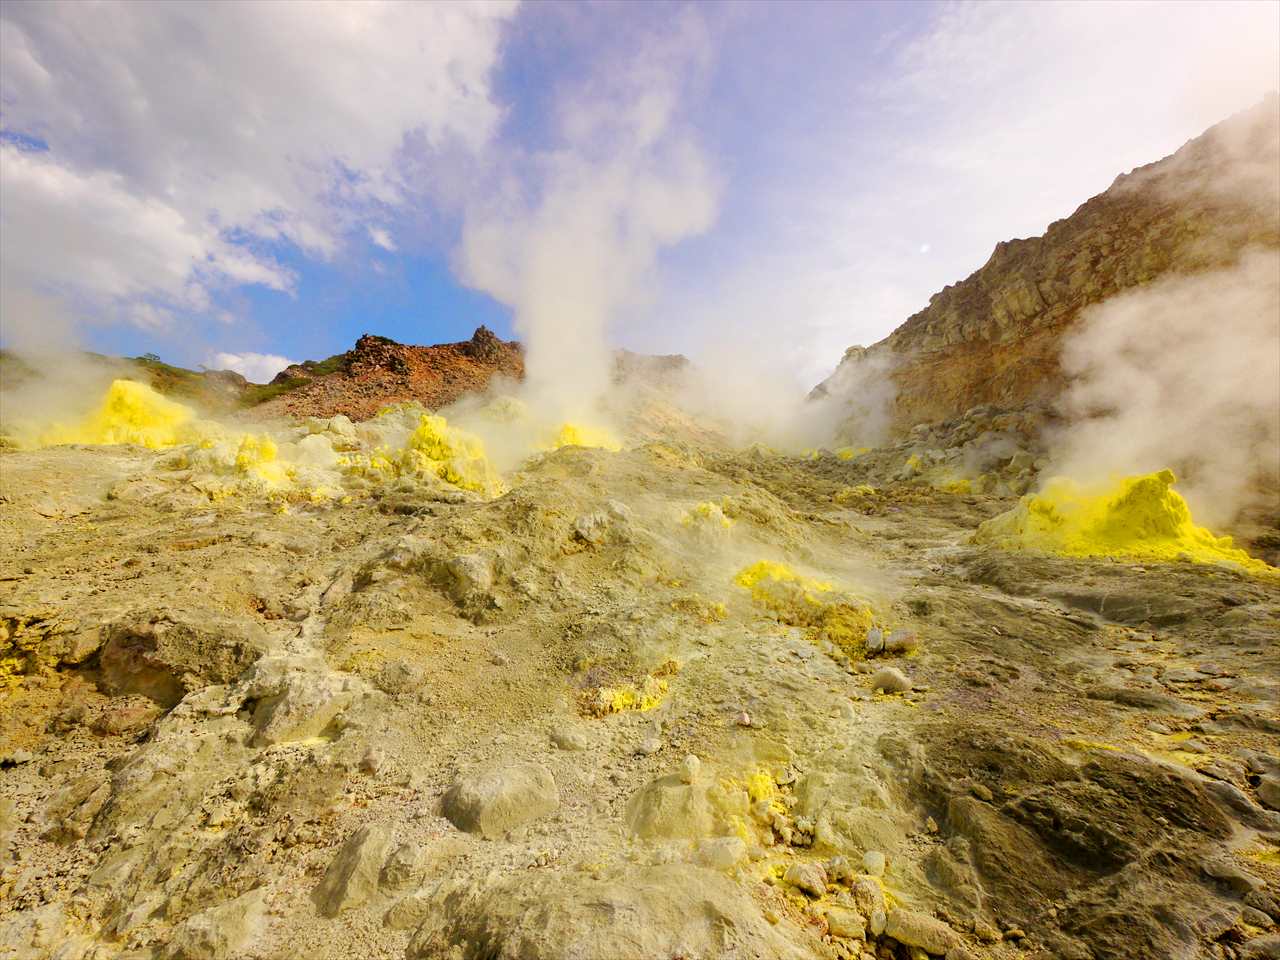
31;379;197;449
233;434;291;488
834;484;876;505
545;422;622;452
744;768;779;805
343;413;503;497
681;501;734;530
936;476;972;495
974;469;1276;576
404;414;502;494
734;561;879;658
585;675;669;716
735;560;833;614
836;446;869;461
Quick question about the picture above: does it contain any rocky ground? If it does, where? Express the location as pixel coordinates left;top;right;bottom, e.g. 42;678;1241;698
2;405;1278;960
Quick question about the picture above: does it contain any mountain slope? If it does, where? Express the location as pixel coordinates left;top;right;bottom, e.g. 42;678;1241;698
815;95;1280;432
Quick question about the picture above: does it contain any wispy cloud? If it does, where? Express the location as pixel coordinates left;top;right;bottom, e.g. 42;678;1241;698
367;227;398;252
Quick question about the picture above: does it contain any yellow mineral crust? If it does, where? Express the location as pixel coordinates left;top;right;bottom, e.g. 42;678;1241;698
733;561;879;658
544;422;621;452
584;675;669;716
341;413;503;497
404;414;502;495
29;379;197;449
681;501;733;530
974;469;1276;576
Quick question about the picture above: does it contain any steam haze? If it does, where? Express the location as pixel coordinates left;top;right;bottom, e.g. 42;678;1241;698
1052;249;1280;527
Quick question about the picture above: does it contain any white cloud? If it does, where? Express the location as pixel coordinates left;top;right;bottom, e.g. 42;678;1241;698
0;0;516;345
367;226;398;251
646;0;1280;386
1;144;293;307
208;351;299;384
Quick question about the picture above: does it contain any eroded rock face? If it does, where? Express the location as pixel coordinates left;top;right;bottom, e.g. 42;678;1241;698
243;658;357;747
441;763;560;839
99;609;268;707
406;864;811;960
165;886;269;960
313;824;393;918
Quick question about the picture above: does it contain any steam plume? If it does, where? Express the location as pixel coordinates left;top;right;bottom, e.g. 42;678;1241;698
1049;247;1280;526
458;20;718;422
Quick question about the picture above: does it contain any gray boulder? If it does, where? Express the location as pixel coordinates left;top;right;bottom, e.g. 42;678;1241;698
442;763;559;839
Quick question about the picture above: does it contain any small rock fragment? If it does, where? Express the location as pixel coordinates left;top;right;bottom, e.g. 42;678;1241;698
379;842;425;892
883;629;920;654
827;855;854;883
359;746;384;774
851;877;886;920
869;909;887;937
680;754;701;784
783;861;828;897
550;726;589;751
974;918;1003;942
865;628;884;655
870;667;911;694
826;906;867;940
862;850;886;877
697;837;747;870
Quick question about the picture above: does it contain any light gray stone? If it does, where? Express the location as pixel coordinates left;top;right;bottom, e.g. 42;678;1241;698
442;763;559;839
783;861;827;897
870;667;911;694
885;908;960;955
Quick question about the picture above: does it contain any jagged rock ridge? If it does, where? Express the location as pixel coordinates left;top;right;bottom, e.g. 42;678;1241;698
256;326;526;421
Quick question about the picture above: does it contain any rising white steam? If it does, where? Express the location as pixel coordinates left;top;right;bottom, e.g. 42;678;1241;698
1050;248;1280;526
457;18;719;422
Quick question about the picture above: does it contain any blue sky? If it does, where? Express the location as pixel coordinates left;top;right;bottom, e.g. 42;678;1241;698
2;1;1277;384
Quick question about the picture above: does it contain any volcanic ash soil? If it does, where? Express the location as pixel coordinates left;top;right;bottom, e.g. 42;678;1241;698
2;434;1279;960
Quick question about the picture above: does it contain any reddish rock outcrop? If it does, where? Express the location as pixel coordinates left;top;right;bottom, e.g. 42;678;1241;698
256;326;524;421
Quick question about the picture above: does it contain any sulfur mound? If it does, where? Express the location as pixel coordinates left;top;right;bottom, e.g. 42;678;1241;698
733;561;879;658
974;469;1276;575
341;412;503;497
544;421;621;452
28;379;197;449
